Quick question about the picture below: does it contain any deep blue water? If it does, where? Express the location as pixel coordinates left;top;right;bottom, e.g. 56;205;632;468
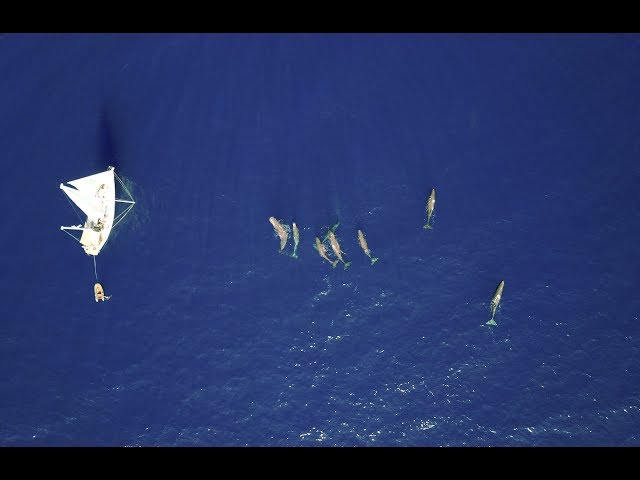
1;33;640;446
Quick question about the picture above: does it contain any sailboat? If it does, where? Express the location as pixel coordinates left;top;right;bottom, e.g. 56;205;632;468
60;166;135;256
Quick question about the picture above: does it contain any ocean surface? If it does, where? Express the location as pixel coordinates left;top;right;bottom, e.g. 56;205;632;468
1;33;639;447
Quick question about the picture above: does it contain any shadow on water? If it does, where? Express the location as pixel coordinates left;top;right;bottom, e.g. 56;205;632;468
97;104;120;170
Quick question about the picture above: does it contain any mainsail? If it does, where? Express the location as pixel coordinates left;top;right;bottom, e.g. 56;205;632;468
60;166;135;256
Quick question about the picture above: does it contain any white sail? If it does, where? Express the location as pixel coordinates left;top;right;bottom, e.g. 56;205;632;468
60;166;129;256
59;184;103;220
68;170;114;197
